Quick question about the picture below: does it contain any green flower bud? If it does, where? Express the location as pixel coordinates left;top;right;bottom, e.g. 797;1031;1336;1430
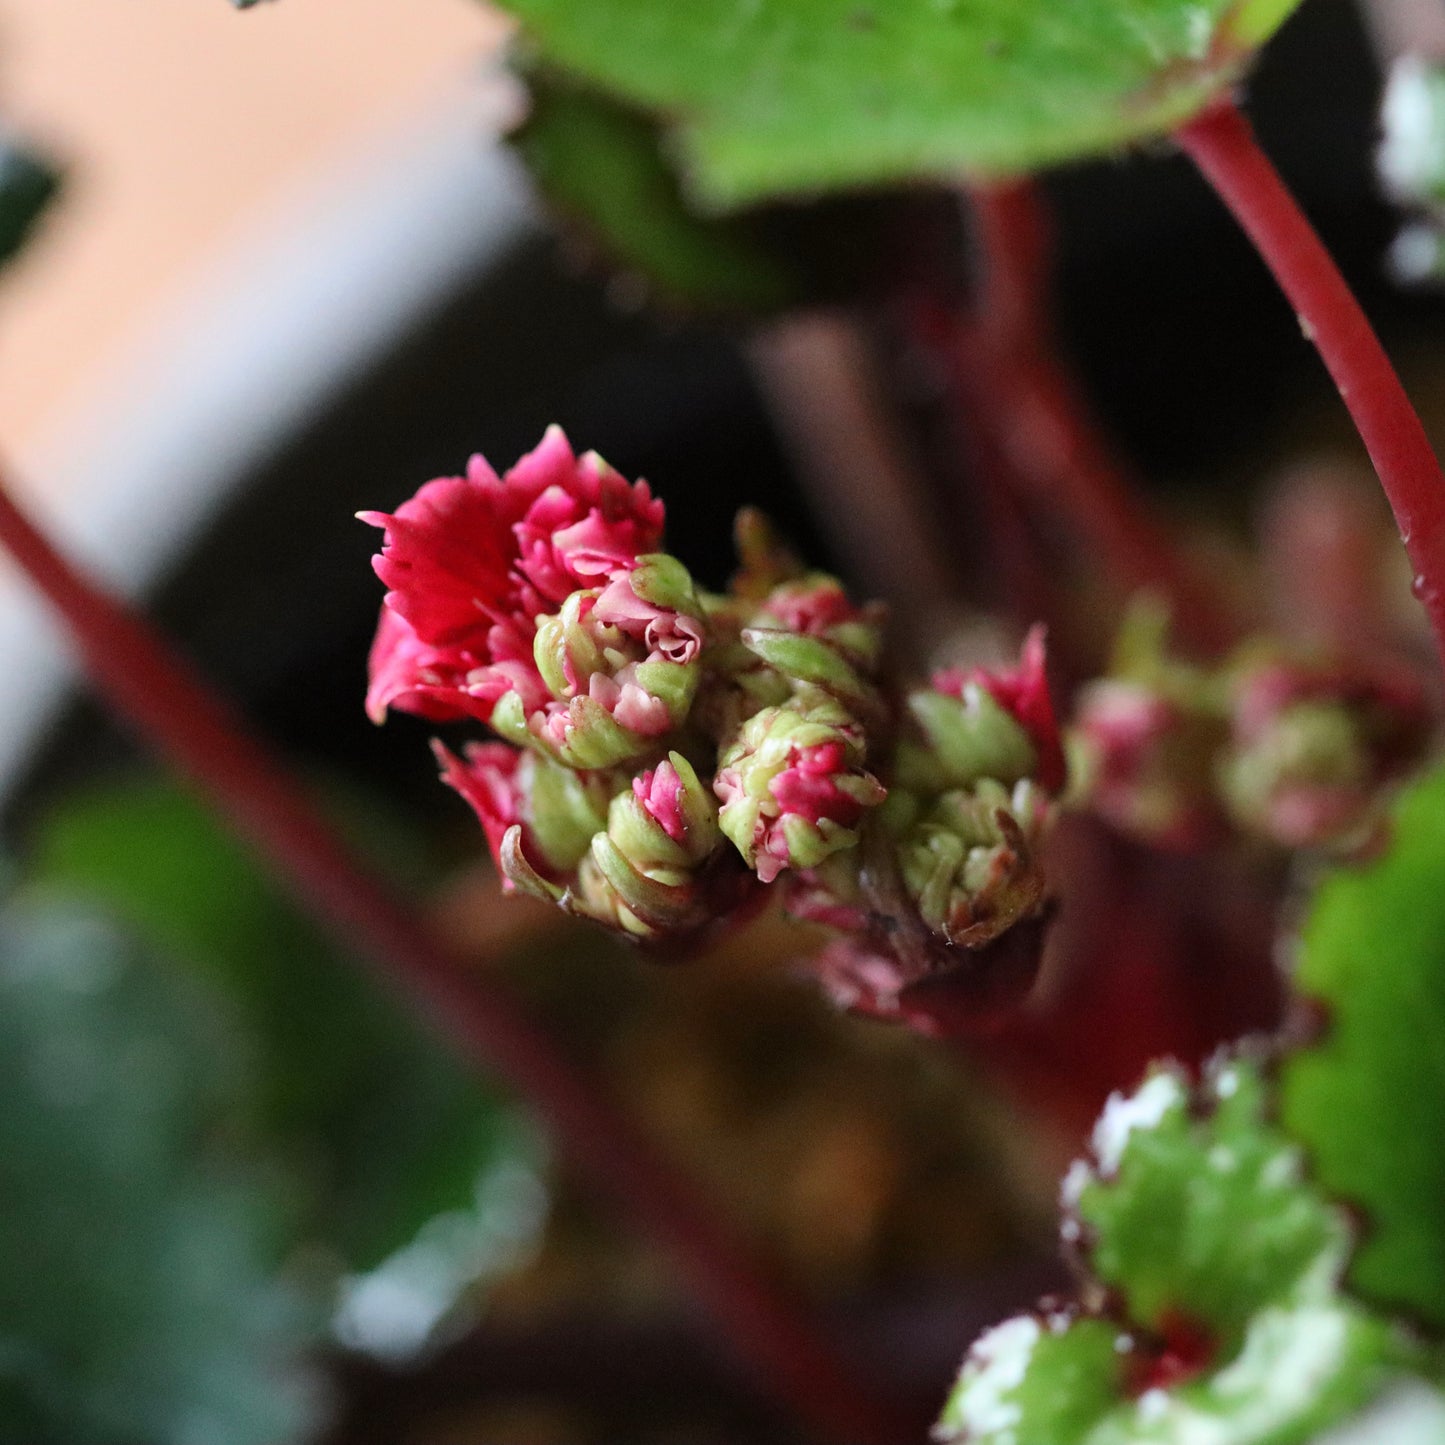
533;590;615;703
894;779;1052;948
577;752;727;938
903;686;1039;794
525;755;615;872
715;698;885;882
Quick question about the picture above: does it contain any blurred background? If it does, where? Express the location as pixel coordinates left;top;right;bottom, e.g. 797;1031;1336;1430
0;0;502;458
0;2;1437;1442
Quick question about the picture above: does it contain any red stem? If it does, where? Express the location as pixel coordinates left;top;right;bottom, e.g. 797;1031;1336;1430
966;182;1238;656
0;479;915;1445
1178;97;1445;672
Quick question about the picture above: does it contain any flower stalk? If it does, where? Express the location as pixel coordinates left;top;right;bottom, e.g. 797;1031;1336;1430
950;180;1238;655
1178;96;1445;673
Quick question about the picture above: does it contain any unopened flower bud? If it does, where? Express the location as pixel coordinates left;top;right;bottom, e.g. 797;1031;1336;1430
715;700;886;883
617;753;722;869
795;628;1066;1010
740;628;879;719
901;686;1039;796
893;778;1051;948
1218;657;1432;849
751;573;885;677
930;626;1066;790
1069;678;1226;848
578;752;731;939
1067;604;1228;848
488;558;706;770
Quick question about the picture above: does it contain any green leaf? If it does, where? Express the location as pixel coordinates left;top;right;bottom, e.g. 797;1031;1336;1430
938;1314;1124;1442
1281;762;1445;1330
511;67;924;314
513;70;800;311
0;137;58;271
0;901;318;1445
26;778;542;1279
1075;1060;1341;1338
939;1059;1428;1445
941;1301;1411;1445
497;0;1304;208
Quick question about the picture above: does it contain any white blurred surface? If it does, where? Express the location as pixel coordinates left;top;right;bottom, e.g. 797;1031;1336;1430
0;4;534;792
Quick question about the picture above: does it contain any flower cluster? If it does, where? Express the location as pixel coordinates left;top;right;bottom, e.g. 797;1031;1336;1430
789;628;1063;1033
364;430;1067;1016
1070;604;1433;853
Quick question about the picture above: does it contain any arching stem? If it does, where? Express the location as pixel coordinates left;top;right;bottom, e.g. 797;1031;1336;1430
1178;97;1445;672
0;477;915;1445
964;180;1239;656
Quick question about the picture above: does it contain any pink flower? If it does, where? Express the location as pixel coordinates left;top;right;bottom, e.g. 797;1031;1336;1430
932;626;1066;792
363;428;705;764
633;757;689;845
433;740;528;875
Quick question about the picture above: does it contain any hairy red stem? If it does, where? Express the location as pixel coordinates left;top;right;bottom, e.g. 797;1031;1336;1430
967;181;1237;655
1178;98;1445;671
0;480;915;1445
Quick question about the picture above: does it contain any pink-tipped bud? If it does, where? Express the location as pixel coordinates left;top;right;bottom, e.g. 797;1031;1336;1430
715;702;886;883
434;740;612;888
932;626;1066;792
1219;656;1432;849
1070;679;1226;849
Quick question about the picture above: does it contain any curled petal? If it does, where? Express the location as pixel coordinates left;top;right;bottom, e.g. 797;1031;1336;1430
597;674;675;736
361;465;518;648
510;438;665;602
364;428;671;729
594;559;706;663
366;608;491;726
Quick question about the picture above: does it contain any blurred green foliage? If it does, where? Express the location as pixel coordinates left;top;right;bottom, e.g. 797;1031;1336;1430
511;66;934;318
939;1059;1435;1444
0;901;318;1445
512;69;801;314
4;776;549;1442
29;778;539;1274
1282;761;1445;1330
940;763;1445;1441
